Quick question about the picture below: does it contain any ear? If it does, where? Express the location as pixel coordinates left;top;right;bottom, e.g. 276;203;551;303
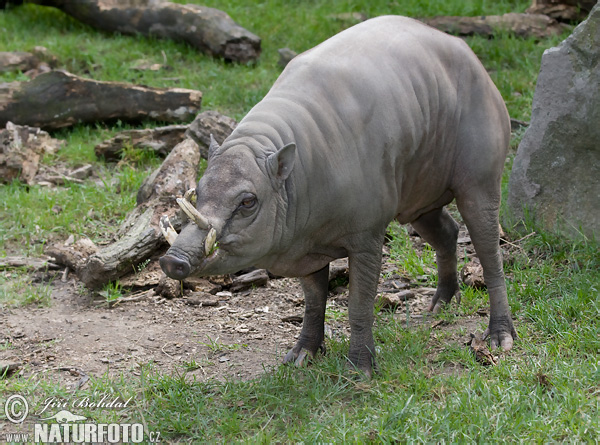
208;134;220;160
267;143;296;185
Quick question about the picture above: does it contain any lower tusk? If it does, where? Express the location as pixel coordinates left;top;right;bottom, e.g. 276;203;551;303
177;197;210;229
160;215;178;246
204;227;217;256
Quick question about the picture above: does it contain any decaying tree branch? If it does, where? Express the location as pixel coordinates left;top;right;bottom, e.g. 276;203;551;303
422;13;569;38
0;47;57;74
0;51;39;72
185;110;238;159
24;0;261;63
94;110;237;161
0;70;202;130
95;125;189;162
527;0;597;22
0;121;64;184
0;255;60;271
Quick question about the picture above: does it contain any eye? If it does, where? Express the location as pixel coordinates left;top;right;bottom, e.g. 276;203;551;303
239;194;257;210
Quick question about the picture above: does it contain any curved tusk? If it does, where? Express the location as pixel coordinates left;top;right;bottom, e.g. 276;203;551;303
159;215;178;246
204;227;217;256
183;188;197;205
177;198;210;229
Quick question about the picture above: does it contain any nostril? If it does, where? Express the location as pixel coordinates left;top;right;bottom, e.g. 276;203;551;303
159;254;191;280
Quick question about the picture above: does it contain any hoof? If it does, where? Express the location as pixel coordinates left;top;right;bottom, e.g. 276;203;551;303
282;343;325;367
483;327;517;351
346;362;373;380
429;290;461;313
483;318;518;351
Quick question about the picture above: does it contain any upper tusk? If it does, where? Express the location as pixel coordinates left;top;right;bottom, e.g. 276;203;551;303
183;188;197;205
204;227;217;256
177;197;210;229
159;215;178;246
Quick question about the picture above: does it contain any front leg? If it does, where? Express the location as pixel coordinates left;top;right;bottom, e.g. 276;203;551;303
347;237;384;378
283;264;329;366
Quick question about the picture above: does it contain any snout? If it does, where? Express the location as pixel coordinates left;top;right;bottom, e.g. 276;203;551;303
159;254;191;280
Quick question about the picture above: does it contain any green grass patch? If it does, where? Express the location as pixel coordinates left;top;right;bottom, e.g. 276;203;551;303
0;270;52;308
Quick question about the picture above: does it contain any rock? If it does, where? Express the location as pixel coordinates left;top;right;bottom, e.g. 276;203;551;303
277;48;297;68
156;274;182;299
0;122;64;184
461;261;486;289
508;5;600;240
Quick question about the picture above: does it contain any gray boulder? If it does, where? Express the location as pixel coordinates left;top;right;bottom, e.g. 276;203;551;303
507;4;599;240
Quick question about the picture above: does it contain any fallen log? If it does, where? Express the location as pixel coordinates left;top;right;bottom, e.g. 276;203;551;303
527;0;597;22
77;137;201;289
185;110;238;159
0;51;39;72
0;121;64;184
0;47;57;74
0;255;60;271
422;13;569;39
46;238;98;273
25;0;261;63
0;70;202;130
94;110;237;162
95;124;189;162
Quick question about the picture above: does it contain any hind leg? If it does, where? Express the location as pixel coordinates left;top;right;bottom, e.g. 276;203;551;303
411;207;460;313
456;189;517;350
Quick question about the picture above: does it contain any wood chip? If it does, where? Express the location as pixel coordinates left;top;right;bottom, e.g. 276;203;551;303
230;269;269;293
282;315;303;323
378;290;416;310
184;293;219;307
0;255;60;271
468;333;497;366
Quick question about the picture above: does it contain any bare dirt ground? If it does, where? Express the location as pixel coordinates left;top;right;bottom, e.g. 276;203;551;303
1;229;487;390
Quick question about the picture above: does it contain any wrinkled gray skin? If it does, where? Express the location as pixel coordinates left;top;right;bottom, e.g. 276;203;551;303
160;16;517;377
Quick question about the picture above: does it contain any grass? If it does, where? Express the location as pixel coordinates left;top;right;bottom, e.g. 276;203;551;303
1;0;598;442
0;270;52;307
